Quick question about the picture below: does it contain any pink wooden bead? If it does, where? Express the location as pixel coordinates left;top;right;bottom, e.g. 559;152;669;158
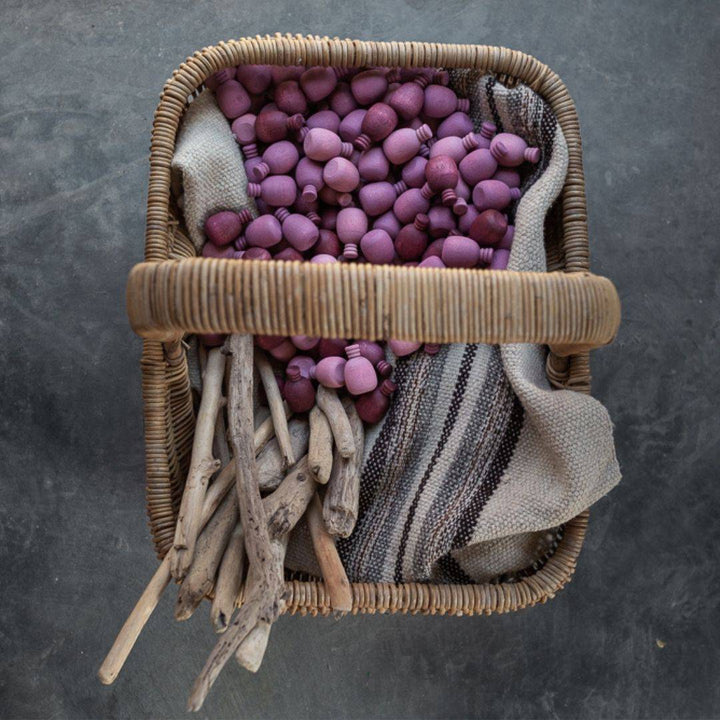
318;338;348;358
395;213;430;261
382;125;433;165
205;68;235;90
284;367;316;413
472;179;521;211
329;82;358;118
354;379;397;424
429;133;478;163
304;128;353;162
423;85;470;118
490;133;540;166
418;255;446;269
498;225;515;250
469;209;508;246
490;248;510;270
358;147;390;182
388;75;428;120
235;64;273;94
344;344;378;395
274;208;319;252
246;176;297;207
338;109;367;142
312;356;347;388
288;355;316;379
360;228;395;264
199;333;227;347
269;338;297;362
492;168;522;188
356;340;386;367
255;109;304;143
252;140;299;181
245;215;283;249
422;237;445;259
393;188;430;225
421;155;459;206
458;148;498;185
295;157;325;202
291;335;320;351
274;80;308;115
428;205;456;238
359;181;403;217
230;113;257;145
351;69;389;105
202;243;235;259
271;65;305;84
441;235;493;268
215;80;251;119
437;111;474;139
256;335;286;350
336;207;368;259
458;205;479;235
306;109;341;133
401;156;428;188
373;210;402;239
243;247;272;261
204;209;253;247
300;66;338;102
355;103;398;150
388;339;422;357
323;157;360;193
310;254;337;264
274;247;304;262
474;122;498;149
315;229;341;257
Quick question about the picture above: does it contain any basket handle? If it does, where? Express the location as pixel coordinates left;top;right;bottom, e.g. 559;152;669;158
126;259;620;355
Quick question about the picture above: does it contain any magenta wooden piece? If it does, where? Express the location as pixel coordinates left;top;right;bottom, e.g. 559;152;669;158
205;68;235;91
255;335;286;351
401;156;428;188
498;225;515;250
395;213;430;261
490;248;510;270
292;197;321;226
290;335;320;351
246;176;297;207
423;85;470;119
284;367;316;413
458;205;479;235
428;205;456;238
274;80;307;115
424;343;441;355
354;379;396;424
320;207;338;230
303;128;353;162
243;247;272;261
355;103;399;150
204;209;252;247
388;75;428;119
388;339;422;357
338;109;367;143
474;122;498;149
469;209;508;246
199;333;227;347
202;243;235;259
312;356;347;389
382;125;433;165
323;157;360;193
315;229;341;257
357;181;398;217
429;133;479;163
310;254;337;264
300;66;338;102
344;344;378;395
382;82;400;104
373;210;402;239
358;147;390;182
230;113;257;145
350;69;388;105
422;237;445;259
235;64;272;94
421;155;459;206
252;140;299;181
360;229;395;264
355;340;385;367
318;338;348;358
393;188;430;225
288;355;316;380
458;148;498;186
472;179;521;211
255;109;304;143
441;235;493;268
215;80;252;119
274;208;319;252
271;65;305;84
245;215;283;249
418;255;446;269
269;339;298;362
306;109;341;133
295;157;325;202
336;207;368;259
437;111;474;139
492;168;522;188
274;247;304;262
490;132;540;166
329;82;358;118
234;234;247;251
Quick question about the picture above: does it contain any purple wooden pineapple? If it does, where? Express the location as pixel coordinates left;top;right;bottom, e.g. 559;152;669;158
354;103;399;150
338;109;367;143
290;335;320;351
382;125;433;165
202;243;235;259
230;113;257;146
490;132;540;166
354;379;397;424
271;65;305;84
314;229;341;257
243;247;272;261
490;248;510;270
474;121;498;149
418;255;446;269
492;168;521;188
205;67;235;91
336;207;368;259
318;338;348;358
344;344;378;395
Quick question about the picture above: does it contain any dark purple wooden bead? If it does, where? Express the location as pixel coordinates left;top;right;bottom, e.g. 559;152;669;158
230;113;257;145
428;205;456;238
492;168;522;188
274;208;319;252
359;182;400;217
490;132;540;166
421;155;459;206
388;75;428;120
295;157;325;202
360;229;395;264
314;229;341;257
215;80;252;119
284;367;316;413
252;140;299;181
323;157;360;193
336;207;368;259
354;379;396;424
320;207;338;230
255;109;304;143
429;133;479;163
243;246;273;261
274;80;308;116
255;335;286;351
268;338;297;362
290;335;320;351
303;128;353;162
472;179;521;211
204;209;253;247
288;354;316;379
459;148;498;186
393;188;430;225
422;237;445;259
329;82;358;118
382;125;433;165
395;213;430;261
437;111;474;139
245;214;283;249
490;248;510;270
306;109;341;133
358;147;390;182
418;255;446;269
205;68;235;91
318;338;348;358
350;69;389;105
469;209;508;246
274;247;304;262
235;64;273;94
202;243;235;259
373;210;402;239
271;65;305;85
355;103;399;150
247;176;297;207
300;66;338;102
355;340;386;367
422;85;470;119
401;156;428;189
199;332;227;347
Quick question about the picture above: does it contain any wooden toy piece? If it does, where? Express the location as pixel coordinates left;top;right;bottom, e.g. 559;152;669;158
422;237;445;259
271;65;305;84
233;234;247;251
458;148;498;186
423;85;470;118
358;146;390;182
417;67;450;85
429;132;479;163
356;340;386;367
255;109;305;144
252;141;300;181
295;157;325;202
357;181;399;217
474;121;498;150
441;235;493;268
492;168;522;188
469;209;508;246
490;248;510;270
268;338;297;362
274;208;319;252
336;207;368;259
401;155;428;189
311;356;347;389
354;103;399;150
388;74;429;119
288;355;316;379
215;80;252;119
314;229;341;257
323;157;360;193
242;247;272;261
320;207;338;230
338;108;367;143
292;196;322;226
274;248;304;262
234;64;273;94
290;335;320;352
284;367;316;414
204;209;253;247
458;205;479;235
388;339;422;357
437;111;474;139
255;335;286;351
230;113;257;146
304;128;354;162
360;228;395;265
306;109;341;134
498;225;515;250
329;82;358;118
274;80;307;116
395;213;430;261
318;338;348;358
490;132;541;166
421;155;459;206
393;188;430;225
373;210;402;239
424;343;441;355
382;125;433;165
246;176;297;207
376;360;393;378
351;68;389;106
344;344;378;395
202;243;235;259
199;333;227;347
310;254;338;264
428;205;456;238
205;67;236;90
418;255;446;269
472;179;521;212
300;66;338;102
245;214;283;249
452;177;470;216
354;379;397;424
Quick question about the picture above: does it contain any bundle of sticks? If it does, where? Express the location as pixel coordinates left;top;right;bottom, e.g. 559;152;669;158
99;334;364;710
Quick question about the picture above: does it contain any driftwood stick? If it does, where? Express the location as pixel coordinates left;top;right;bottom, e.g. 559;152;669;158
264;456;316;538
316;386;355;459
210;522;246;633
257;419;310;491
308;405;333;484
306;493;353;612
212;405;231;469
255;349;295;470
323;400;364;538
171;348;226;580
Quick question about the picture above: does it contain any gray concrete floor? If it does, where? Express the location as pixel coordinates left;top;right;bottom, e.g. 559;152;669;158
1;1;718;718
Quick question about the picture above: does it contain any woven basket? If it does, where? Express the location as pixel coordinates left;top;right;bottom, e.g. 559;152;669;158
126;33;620;617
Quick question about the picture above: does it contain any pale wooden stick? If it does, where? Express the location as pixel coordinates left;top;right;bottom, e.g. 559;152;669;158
323;400;364;538
171;348;226;580
306;493;353;612
308;405;333;484
253;402;290;455
255;349;295;469
257;419;310;491
210;522;246;633
316;386;355;459
263;456;315;538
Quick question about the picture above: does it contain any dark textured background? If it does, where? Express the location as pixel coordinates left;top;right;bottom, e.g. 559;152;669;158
2;1;718;718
